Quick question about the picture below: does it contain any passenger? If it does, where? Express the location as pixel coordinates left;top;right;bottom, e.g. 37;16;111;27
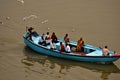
26;26;39;40
51;32;58;43
26;27;34;41
41;33;46;40
64;33;68;40
38;33;46;46
27;27;38;37
102;46;110;56
27;26;34;34
65;44;71;53
64;33;70;44
60;42;65;52
45;32;52;44
65;38;70;44
50;40;56;50
76;37;84;52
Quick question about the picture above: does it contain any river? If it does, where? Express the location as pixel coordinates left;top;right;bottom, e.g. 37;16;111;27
0;0;120;80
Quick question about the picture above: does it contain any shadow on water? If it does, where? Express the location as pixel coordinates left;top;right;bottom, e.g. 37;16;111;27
22;46;120;79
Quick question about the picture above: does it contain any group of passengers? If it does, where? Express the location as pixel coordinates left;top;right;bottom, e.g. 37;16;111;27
26;27;110;56
39;32;72;53
39;32;57;49
26;27;84;53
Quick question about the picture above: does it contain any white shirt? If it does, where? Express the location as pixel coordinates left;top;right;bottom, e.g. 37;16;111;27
65;45;71;52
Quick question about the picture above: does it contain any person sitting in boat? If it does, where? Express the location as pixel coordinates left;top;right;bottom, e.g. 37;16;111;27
26;26;39;40
41;33;46;40
60;42;65;52
51;32;58;43
26;26;34;41
45;32;52;44
50;40;56;50
102;46;110;56
26;26;33;34
76;37;84;52
65;44;71;53
27;26;39;37
64;33;70;44
38;33;46;46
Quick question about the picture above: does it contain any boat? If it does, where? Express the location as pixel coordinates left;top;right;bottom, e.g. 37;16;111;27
22;46;120;73
23;32;120;63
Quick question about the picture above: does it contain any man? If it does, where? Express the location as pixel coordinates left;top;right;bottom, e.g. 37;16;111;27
60;42;65;52
102;46;110;56
65;44;71;53
26;26;34;41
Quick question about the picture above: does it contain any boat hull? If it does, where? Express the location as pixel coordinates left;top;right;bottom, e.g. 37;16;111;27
23;37;120;63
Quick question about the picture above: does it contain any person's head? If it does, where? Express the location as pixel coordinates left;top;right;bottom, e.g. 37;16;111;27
80;37;82;40
65;33;68;36
105;46;108;48
52;32;55;35
42;33;45;35
29;27;34;30
47;32;49;35
60;42;62;45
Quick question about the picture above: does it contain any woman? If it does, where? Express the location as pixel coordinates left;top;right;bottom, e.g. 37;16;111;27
76;37;84;52
45;32;52;44
64;33;70;44
65;44;71;53
60;42;65;52
51;32;58;43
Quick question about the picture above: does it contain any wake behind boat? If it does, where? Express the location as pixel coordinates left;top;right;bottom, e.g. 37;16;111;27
23;29;120;63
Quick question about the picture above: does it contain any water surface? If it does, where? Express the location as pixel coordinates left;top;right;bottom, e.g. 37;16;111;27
0;0;120;80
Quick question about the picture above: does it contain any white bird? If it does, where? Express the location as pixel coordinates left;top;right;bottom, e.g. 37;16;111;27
17;0;24;4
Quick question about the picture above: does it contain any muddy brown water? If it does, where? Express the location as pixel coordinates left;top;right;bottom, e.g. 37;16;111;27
0;0;120;80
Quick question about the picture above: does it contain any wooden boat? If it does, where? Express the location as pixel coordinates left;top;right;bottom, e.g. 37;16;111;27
23;46;120;73
23;32;120;63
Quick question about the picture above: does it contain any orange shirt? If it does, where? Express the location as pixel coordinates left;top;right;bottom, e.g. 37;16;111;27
76;39;83;51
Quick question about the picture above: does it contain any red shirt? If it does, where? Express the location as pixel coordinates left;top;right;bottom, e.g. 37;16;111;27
51;34;57;39
60;44;65;52
46;35;51;40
